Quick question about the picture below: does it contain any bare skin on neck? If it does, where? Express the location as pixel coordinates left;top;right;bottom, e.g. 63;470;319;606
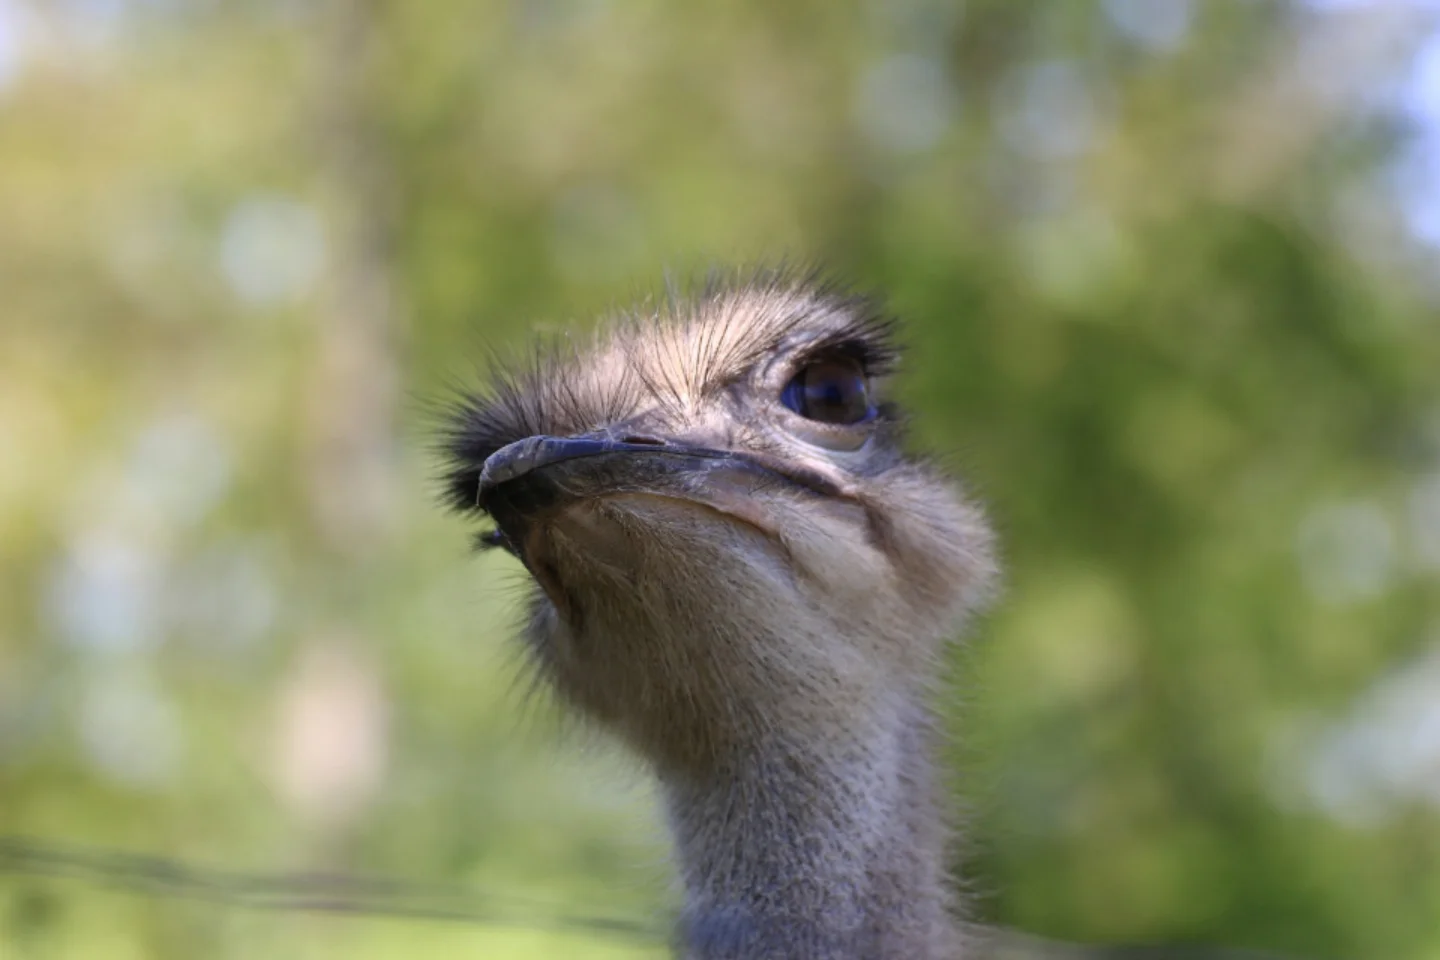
442;274;997;959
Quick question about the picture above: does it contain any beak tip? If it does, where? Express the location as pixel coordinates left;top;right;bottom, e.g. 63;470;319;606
481;435;620;497
479;435;549;492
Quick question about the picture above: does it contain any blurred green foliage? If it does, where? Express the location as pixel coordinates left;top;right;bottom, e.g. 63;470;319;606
2;0;1439;957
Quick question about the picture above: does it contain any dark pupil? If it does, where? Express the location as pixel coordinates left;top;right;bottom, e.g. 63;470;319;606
785;359;872;424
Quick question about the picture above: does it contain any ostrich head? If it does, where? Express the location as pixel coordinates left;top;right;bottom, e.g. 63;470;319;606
441;273;996;959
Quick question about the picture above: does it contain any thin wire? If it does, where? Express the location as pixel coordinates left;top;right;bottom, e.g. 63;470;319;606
0;835;1313;959
0;835;671;944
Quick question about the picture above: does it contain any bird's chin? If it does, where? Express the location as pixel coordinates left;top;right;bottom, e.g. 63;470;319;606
513;488;799;635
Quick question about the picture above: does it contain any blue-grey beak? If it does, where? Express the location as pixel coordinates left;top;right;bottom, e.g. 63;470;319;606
475;434;849;560
478;436;729;494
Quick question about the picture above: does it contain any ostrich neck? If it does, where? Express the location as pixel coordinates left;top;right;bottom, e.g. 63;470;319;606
662;695;963;960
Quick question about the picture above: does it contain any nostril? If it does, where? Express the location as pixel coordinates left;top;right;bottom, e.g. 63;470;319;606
619;434;667;446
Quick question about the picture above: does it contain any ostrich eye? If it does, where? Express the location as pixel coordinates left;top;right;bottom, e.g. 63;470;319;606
780;355;874;425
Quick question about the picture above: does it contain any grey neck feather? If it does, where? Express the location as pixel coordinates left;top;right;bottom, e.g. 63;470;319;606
662;697;963;960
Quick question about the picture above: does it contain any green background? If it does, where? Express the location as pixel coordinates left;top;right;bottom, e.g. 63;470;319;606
2;1;1438;957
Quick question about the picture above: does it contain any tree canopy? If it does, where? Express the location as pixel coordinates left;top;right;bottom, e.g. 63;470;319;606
1;1;1438;957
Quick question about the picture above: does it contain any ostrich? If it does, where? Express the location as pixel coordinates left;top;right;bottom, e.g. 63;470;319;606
441;273;998;959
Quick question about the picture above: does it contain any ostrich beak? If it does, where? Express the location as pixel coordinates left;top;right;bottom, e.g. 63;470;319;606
477;434;853;560
478;435;731;491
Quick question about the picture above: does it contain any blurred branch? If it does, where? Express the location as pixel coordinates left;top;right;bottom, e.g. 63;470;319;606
305;0;404;556
274;0;405;853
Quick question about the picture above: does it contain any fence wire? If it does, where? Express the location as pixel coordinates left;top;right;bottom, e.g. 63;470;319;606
0;834;1309;959
0;834;670;944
